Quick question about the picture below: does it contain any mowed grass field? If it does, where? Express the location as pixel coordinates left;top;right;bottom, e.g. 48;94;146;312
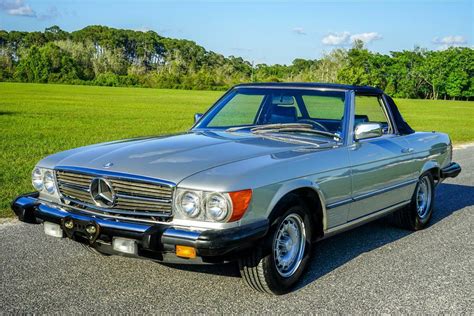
1;82;473;217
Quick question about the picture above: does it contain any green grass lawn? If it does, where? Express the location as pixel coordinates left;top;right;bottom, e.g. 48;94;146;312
1;82;473;217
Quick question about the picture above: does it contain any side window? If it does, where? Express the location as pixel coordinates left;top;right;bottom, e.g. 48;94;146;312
354;95;392;134
303;95;345;120
303;95;344;120
208;94;263;127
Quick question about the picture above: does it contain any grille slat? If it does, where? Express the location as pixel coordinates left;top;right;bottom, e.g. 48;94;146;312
60;187;94;204
55;170;173;222
112;180;172;191
114;185;172;196
116;200;170;210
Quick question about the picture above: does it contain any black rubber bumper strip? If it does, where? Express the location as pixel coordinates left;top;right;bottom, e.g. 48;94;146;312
159;219;269;256
440;162;461;178
10;192;40;224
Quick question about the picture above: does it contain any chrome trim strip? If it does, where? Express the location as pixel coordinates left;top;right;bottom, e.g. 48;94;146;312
59;182;89;192
115;193;172;204
323;200;410;239
162;228;201;241
326;198;352;210
344;90;355;146
60;197;172;218
34;201;152;232
55;166;176;187
326;179;417;209
352;179;417;202
54;202;170;224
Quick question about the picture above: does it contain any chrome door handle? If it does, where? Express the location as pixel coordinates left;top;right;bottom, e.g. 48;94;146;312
401;148;414;153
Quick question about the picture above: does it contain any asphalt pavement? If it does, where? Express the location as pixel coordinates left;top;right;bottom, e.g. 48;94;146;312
1;146;473;314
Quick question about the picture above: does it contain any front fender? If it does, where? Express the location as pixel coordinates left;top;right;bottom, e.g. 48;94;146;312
265;179;328;230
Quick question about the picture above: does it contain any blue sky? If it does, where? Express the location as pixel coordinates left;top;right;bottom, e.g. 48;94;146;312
0;0;472;64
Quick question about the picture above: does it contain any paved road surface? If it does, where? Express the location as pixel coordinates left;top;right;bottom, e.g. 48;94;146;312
1;147;473;314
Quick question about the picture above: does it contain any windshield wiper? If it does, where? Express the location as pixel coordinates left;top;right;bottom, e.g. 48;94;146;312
226;123;312;133
225;125;256;132
251;124;342;141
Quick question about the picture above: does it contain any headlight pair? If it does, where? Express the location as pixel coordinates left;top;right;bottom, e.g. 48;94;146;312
175;189;252;223
32;167;57;194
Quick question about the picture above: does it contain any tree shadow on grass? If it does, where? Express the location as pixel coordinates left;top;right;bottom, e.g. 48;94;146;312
0;111;17;116
162;183;474;284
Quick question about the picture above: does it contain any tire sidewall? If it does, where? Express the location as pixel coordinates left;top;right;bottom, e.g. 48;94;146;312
411;172;435;229
262;200;313;294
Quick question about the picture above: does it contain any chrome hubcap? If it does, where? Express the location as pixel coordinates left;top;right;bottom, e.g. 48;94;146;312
273;213;306;278
416;176;432;219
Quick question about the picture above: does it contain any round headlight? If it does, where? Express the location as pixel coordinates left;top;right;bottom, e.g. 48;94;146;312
32;167;43;191
205;193;230;221
43;170;56;194
179;191;201;218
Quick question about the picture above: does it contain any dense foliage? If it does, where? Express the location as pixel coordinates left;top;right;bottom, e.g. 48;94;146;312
1;26;473;99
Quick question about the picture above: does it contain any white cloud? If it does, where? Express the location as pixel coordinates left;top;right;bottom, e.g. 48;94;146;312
350;32;382;44
322;31;382;46
0;0;36;17
292;27;307;36
322;32;350;45
433;35;467;49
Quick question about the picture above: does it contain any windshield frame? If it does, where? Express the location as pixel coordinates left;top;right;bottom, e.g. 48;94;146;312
191;86;352;143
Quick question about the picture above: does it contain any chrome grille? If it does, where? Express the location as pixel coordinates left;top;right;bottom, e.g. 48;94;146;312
55;169;173;222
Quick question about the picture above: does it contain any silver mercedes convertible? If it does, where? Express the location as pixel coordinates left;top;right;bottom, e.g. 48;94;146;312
12;83;461;294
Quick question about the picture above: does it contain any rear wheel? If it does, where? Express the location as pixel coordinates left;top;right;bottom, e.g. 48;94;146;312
239;197;313;294
393;172;435;230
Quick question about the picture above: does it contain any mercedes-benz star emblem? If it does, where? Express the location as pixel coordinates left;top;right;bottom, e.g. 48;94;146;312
90;178;116;207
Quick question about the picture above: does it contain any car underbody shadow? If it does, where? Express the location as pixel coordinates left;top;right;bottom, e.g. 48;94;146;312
295;182;474;291
158;183;474;289
158;261;241;278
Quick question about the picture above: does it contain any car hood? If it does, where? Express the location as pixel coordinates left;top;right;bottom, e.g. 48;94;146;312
39;130;333;184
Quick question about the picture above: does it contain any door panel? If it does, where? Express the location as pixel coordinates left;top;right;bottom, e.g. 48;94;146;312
348;135;415;221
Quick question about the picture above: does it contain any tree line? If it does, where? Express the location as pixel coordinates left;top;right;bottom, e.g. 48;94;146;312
0;25;473;100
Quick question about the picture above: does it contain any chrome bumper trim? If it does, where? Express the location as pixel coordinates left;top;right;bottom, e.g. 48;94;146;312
16;196;152;233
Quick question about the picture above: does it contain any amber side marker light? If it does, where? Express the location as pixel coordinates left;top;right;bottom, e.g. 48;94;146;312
229;189;252;222
176;245;197;259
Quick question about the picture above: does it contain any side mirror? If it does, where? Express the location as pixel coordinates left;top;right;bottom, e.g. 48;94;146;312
354;122;383;140
194;113;203;123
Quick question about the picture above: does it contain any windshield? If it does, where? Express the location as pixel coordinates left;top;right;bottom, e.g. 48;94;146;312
194;87;347;139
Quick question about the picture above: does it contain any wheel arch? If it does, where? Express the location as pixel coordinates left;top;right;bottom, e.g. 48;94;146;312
266;179;326;240
420;160;441;181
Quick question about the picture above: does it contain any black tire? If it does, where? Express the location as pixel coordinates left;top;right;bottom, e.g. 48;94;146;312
238;195;313;295
392;172;435;231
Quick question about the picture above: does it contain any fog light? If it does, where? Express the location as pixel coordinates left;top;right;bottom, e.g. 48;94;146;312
112;238;137;255
64;219;74;229
176;245;196;259
85;225;97;235
44;222;63;238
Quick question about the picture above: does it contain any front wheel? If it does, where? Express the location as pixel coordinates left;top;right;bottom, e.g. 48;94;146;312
393;172;435;230
239;201;312;295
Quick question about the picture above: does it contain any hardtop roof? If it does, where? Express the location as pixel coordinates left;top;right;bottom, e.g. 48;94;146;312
234;82;383;94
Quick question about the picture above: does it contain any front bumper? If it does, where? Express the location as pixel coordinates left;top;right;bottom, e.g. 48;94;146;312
440;162;461;179
11;193;268;264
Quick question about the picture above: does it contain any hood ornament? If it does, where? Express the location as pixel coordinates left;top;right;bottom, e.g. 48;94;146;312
103;162;114;168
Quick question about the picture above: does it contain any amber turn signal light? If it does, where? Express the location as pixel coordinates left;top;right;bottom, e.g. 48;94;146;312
229;189;252;222
176;245;196;259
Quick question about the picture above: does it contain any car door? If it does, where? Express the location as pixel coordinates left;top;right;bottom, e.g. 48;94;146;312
348;94;416;221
